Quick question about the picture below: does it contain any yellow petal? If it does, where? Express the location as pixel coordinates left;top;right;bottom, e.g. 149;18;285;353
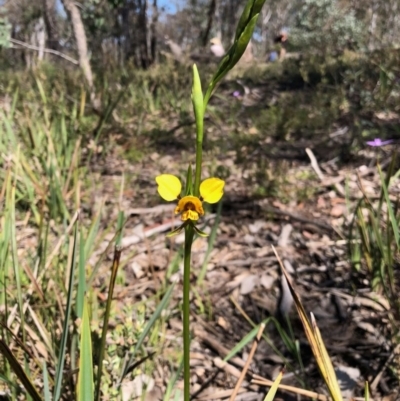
182;209;199;221
200;178;225;204
156;174;182;201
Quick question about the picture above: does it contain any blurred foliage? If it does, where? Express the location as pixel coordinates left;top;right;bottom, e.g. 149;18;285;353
4;0;400;71
348;155;400;321
0;17;11;48
291;0;367;55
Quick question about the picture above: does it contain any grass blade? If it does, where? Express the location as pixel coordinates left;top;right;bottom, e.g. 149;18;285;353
223;323;260;362
164;358;184;401
364;381;370;401
0;339;43;401
76;231;86;319
378;165;400;248
263;369;283;401
53;216;79;401
273;246;343;401
43;362;52;401
77;297;94;401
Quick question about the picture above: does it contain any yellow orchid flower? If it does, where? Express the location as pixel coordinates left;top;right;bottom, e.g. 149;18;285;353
156;174;224;228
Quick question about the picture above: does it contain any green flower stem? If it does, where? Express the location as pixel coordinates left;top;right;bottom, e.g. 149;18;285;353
182;64;204;401
191;64;204;196
183;224;195;401
194;136;203;197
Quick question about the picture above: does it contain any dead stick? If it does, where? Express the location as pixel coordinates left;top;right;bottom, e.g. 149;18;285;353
10;38;79;65
228;323;265;401
305;147;325;181
252;376;329;400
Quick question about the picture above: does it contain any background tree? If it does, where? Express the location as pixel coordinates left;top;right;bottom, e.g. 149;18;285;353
291;0;366;55
61;0;95;98
42;0;59;50
0;0;399;71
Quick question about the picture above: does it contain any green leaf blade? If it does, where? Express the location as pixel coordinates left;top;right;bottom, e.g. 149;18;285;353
77;298;94;401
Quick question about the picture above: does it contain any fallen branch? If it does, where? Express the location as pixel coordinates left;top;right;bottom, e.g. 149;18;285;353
10;38;79;65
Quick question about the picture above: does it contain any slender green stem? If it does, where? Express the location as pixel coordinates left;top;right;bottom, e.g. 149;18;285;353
94;246;122;401
191;64;204;197
185;63;204;401
194;138;203;197
183;224;194;401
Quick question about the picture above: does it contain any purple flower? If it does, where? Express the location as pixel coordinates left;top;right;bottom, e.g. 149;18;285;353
366;138;394;147
232;90;241;98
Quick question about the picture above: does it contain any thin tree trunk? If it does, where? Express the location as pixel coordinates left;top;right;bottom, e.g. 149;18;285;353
202;0;216;46
225;0;236;44
37;18;46;61
61;0;96;104
138;0;149;68
43;0;59;50
260;6;272;56
120;6;131;63
149;0;158;64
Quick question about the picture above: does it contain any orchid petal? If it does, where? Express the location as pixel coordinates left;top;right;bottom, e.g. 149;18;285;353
182;209;200;221
156;174;182;201
193;225;209;237
166;224;185;238
200;178;225;204
176;196;204;220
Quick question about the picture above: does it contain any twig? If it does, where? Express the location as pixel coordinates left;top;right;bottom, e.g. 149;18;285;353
190;367;221;400
262;204;335;233
214;357;242;378
252;375;329;400
128;204;175;215
227;198;335;232
195;388;247;400
220;255;274;267
228;323;265;401
9;38;79;65
44;210;80;272
194;328;246;369
305;147;345;196
305;147;325;181
370;343;400;392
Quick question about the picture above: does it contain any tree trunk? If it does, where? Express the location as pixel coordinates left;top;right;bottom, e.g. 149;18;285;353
138;0;149;68
260;6;272;56
149;0;158;64
120;6;131;64
36;18;46;62
42;0;59;50
202;0;216;47
61;0;96;102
